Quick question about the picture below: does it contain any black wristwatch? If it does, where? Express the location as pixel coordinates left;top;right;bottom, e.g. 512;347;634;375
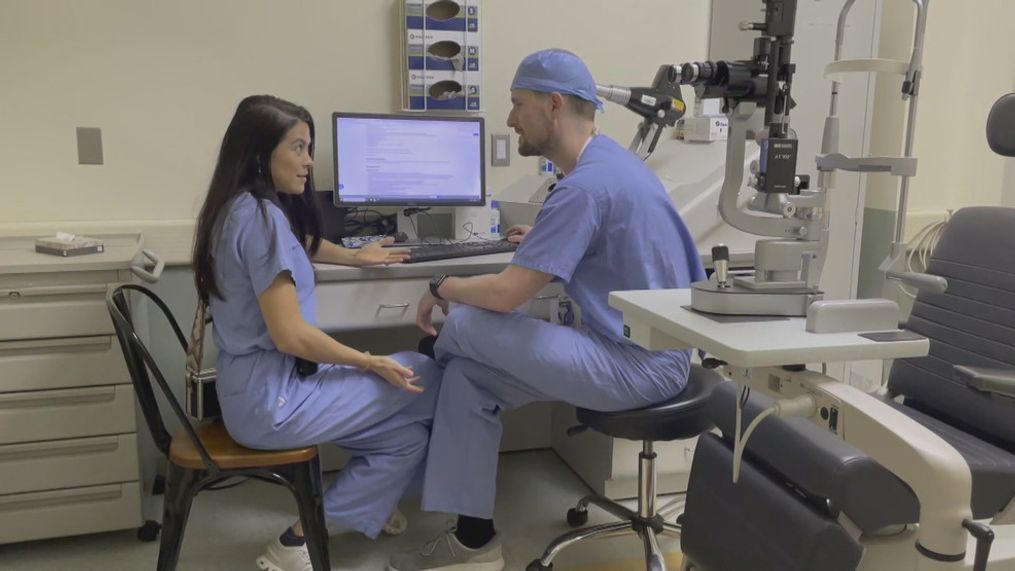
429;274;449;300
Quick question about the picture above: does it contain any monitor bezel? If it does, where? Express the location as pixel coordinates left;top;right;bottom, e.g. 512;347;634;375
331;112;486;208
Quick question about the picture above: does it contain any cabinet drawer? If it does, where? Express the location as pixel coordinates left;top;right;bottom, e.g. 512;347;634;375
0;433;139;495
317;278;436;331
0;481;141;544
316;280;566;332
0;336;128;393
0;384;136;445
0;284;112;341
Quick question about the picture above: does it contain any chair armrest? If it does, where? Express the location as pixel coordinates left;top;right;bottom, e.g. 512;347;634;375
954;365;1015;399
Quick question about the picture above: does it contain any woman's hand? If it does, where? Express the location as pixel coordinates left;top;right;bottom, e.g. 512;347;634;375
353;237;410;266
505;225;533;244
365;354;423;393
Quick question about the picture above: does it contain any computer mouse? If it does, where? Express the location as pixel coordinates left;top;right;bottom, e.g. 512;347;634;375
393;232;409;243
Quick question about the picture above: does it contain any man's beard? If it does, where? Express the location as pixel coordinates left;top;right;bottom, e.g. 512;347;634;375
517;138;541;157
517;132;549;157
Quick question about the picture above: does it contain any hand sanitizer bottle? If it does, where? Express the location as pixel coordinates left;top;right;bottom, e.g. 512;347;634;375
489;200;501;237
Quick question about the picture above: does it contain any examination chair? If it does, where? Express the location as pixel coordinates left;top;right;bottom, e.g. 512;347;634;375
528;364;723;571
107;285;331;571
679;94;1015;571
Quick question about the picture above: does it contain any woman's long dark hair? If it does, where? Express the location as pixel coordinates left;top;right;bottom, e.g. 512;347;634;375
193;95;324;304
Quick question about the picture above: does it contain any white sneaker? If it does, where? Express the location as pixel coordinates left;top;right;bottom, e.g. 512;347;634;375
383;508;409;536
256;537;312;571
387;526;504;571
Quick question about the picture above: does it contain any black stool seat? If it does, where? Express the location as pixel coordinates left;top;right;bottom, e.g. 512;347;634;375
577;365;723;441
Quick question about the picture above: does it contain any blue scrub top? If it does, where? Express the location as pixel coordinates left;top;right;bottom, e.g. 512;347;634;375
208;193;316;402
512;135;705;343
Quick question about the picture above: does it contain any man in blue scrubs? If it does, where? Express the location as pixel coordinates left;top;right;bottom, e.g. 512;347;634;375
389;49;705;571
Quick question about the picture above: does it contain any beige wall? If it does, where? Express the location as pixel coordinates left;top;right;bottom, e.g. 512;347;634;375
869;0;1015;221
0;0;711;225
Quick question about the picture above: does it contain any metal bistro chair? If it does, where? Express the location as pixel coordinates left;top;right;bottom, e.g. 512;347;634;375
106;284;330;570
528;364;723;571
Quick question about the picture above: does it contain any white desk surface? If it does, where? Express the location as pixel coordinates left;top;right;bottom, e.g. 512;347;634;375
314;252;515;282
609;288;929;368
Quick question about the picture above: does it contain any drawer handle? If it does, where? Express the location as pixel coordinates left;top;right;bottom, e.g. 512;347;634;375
130;249;165;284
0;484;123;511
0;284;108;298
378;303;411;309
535;294;560;301
0;386;117;408
0;435;119;462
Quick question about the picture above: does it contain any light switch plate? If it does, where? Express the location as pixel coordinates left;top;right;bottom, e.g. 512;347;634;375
491;134;510;166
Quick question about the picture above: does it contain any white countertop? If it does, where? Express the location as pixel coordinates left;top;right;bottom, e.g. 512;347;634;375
0;219;754;274
0;234;143;274
609;288;929;367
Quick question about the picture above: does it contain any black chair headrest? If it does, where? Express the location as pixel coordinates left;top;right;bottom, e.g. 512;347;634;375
987;93;1015;157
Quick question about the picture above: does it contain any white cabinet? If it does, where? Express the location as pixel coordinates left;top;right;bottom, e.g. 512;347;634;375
0;235;144;543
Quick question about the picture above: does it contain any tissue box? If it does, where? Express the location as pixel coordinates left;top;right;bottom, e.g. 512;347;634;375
405;0;479;32
405;69;481;111
406;29;480;72
34;235;105;257
682;115;729;142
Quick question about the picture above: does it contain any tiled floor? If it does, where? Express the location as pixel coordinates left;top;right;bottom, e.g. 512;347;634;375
0;450;681;570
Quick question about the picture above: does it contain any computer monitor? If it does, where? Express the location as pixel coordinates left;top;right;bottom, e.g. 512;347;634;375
332;112;485;207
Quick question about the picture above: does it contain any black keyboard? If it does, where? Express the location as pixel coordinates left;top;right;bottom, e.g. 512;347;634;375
403;240;518;264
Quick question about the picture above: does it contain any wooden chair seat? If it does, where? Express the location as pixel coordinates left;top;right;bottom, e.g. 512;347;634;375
169;420;318;470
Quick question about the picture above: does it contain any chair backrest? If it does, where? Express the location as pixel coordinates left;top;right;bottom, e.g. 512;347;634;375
987;93;1015;157
886;207;1015;452
106;284;219;472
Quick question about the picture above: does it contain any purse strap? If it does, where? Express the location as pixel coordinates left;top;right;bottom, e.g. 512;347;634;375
186;300;209;373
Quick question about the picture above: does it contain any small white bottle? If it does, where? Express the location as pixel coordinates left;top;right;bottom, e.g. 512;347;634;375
489;200;501;237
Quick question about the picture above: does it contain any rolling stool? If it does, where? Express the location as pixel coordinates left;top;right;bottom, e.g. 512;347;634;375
527;364;722;571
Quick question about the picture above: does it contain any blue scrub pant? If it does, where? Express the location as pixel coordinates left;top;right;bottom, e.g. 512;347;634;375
219;351;441;538
421;305;689;520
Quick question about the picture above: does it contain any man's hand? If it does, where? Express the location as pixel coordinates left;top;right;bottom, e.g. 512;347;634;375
364;354;423;393
505;225;532;244
416;290;450;336
354;237;410;266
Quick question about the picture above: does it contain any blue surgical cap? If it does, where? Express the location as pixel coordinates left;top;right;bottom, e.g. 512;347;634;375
510;49;604;111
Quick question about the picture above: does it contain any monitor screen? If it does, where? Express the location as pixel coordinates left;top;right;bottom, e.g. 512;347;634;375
332;112;485;207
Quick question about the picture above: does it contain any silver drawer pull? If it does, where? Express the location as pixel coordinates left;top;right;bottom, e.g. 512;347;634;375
535;294;560;301
0;284;107;298
0;386;117;409
378;303;411;309
0;484;122;511
0;435;119;462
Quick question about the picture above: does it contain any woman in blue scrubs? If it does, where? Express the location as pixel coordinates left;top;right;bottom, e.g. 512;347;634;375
192;95;441;571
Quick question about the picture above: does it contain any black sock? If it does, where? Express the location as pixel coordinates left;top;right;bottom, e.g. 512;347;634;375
454;515;495;549
418;334;438;359
279;526;306;547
